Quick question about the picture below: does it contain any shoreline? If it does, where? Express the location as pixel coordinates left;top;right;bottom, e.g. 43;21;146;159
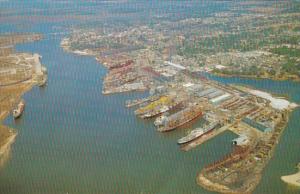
0;82;33;159
281;163;300;187
211;72;300;83
0;127;17;169
61;44;300;84
60;45;149;95
0;34;47;164
0;129;17;157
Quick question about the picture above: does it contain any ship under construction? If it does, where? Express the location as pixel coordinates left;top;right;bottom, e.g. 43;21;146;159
156;103;203;132
134;96;178;117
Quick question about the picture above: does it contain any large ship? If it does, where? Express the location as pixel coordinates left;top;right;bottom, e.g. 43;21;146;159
140;100;183;119
156;103;203;132
134;96;173;116
177;121;220;145
13;99;25;119
140;105;169;119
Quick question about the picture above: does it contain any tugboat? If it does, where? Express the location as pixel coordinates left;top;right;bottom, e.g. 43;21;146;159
13;99;25;119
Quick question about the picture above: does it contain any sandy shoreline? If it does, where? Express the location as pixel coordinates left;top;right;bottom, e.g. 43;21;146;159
281;172;300;187
281;164;300;187
0;126;17;169
0;53;46;166
0;130;17;157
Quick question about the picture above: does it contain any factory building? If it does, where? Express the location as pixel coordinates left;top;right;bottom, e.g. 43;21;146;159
210;93;231;105
242;117;272;132
196;88;217;97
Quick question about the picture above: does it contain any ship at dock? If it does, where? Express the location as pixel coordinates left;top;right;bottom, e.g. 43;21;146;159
134;96;182;119
140;100;183;119
156;103;203;132
125;95;160;108
13;99;25;119
177;121;220;145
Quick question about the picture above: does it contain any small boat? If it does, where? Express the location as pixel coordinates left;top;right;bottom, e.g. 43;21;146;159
13;99;25;119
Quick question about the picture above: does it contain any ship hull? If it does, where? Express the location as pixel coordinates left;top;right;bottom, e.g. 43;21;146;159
140;102;181;119
158;111;203;132
177;129;213;145
13;100;25;119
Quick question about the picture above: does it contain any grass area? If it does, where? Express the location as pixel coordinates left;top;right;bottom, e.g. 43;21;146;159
271;47;300;58
292;26;300;32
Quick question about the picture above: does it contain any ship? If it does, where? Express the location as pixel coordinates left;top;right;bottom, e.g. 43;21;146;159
134;96;172;115
154;115;168;126
156;103;203;132
140;101;182;119
140;105;169;119
13;99;25;119
177;121;220;144
125;95;160;108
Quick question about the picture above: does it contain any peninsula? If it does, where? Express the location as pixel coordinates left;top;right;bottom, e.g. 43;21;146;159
0;34;47;166
60;1;300;193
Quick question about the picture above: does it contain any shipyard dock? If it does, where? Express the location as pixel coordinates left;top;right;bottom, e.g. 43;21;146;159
92;46;298;194
120;68;298;194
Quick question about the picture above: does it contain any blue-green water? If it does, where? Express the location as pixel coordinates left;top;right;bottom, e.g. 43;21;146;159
0;1;299;194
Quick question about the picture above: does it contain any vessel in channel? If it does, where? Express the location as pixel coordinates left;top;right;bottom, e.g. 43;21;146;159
13;99;25;119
